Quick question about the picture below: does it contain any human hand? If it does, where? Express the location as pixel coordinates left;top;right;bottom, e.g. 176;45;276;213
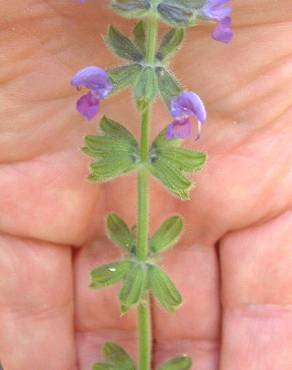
0;1;291;369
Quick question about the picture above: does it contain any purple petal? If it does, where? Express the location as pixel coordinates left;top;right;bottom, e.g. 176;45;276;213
166;117;192;140
199;0;231;21
76;92;100;120
71;66;112;100
171;92;207;123
212;17;233;43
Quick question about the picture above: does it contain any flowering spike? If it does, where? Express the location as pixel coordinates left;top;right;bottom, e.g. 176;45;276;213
72;1;232;369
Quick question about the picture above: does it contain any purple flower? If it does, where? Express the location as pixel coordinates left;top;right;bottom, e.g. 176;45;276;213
199;0;233;43
167;117;192;140
71;66;112;120
76;92;100;120
171;92;207;122
212;16;233;43
167;92;207;141
200;0;231;21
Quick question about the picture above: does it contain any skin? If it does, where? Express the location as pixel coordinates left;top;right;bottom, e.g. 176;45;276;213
0;0;292;369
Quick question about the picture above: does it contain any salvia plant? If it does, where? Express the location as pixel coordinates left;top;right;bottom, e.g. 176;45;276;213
71;0;233;369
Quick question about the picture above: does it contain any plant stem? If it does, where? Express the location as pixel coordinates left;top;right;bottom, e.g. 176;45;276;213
145;15;159;66
137;107;150;261
138;294;152;370
137;14;158;370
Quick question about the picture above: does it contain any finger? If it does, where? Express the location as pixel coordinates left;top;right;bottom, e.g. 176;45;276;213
0;150;103;246
220;211;292;370
0;235;75;370
74;240;137;370
153;244;220;370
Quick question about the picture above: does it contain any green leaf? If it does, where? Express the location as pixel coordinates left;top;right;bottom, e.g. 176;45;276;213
149;265;182;312
134;66;158;111
83;117;139;183
181;0;205;7
112;0;151;18
90;260;132;289
148;128;207;198
84;136;133;156
156;28;185;61
108;64;143;92
150;216;183;254
92;363;115;370
157;2;197;27
163;0;205;9
133;21;146;55
100;116;137;146
158;356;192;370
106;26;143;61
107;214;135;253
148;157;192;200
156;67;182;107
119;263;147;313
88;155;137;182
103;342;136;370
160;148;208;172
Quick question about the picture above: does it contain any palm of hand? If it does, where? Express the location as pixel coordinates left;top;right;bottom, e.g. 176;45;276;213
0;1;292;369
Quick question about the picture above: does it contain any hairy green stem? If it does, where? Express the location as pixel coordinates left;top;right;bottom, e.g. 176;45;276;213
145;15;159;65
137;14;158;370
138;294;152;370
137;108;150;261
